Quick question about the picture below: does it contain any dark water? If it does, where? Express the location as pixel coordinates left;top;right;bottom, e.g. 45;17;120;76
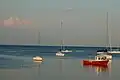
0;45;120;80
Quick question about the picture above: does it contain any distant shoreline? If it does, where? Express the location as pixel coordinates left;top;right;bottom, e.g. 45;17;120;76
0;44;112;48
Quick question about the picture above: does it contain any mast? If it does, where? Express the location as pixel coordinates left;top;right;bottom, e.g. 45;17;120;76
60;20;64;50
106;12;109;49
106;12;112;51
38;31;40;44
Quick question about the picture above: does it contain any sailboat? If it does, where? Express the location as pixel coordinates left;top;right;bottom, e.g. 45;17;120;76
104;13;120;54
60;20;72;53
56;20;65;56
60;20;72;52
108;49;120;54
56;20;73;56
33;32;43;61
96;12;112;60
97;12;120;54
108;45;120;54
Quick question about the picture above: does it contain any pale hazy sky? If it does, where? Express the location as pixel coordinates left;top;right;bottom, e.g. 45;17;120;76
0;0;120;47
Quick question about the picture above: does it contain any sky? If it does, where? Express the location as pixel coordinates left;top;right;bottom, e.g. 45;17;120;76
0;0;120;47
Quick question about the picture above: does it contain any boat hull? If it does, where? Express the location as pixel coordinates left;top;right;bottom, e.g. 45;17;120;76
33;57;43;61
97;52;106;54
33;59;43;61
56;52;65;56
97;51;120;54
108;51;120;54
61;50;72;53
83;63;108;68
82;60;109;66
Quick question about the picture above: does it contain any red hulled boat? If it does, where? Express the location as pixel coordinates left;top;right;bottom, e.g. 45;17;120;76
82;55;109;66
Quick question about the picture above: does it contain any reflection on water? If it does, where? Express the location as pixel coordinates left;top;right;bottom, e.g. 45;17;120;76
57;58;64;74
33;60;43;80
1;55;120;80
81;62;112;76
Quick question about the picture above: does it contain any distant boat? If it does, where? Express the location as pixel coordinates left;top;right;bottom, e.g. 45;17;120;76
58;20;72;54
97;12;120;54
56;51;65;57
32;32;44;61
33;56;43;61
60;20;72;53
108;50;120;54
56;20;73;56
61;50;72;53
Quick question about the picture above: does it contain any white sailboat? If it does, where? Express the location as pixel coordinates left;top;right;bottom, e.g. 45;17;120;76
97;12;112;60
106;13;120;54
56;51;65;56
108;50;120;54
60;20;72;52
56;20;74;56
61;49;72;53
56;20;65;56
108;45;120;54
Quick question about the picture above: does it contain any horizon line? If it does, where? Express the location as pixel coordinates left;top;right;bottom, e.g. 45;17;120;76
0;44;110;48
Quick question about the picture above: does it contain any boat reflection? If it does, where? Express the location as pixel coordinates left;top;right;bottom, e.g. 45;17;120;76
33;60;43;69
82;64;111;76
33;60;43;64
33;59;43;80
58;58;64;74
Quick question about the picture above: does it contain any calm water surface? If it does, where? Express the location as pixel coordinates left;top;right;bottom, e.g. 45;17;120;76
0;56;120;80
0;46;120;80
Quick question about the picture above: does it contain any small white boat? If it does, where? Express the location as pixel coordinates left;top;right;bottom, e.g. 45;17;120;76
61;50;72;53
97;49;120;54
108;51;120;54
56;52;65;56
33;56;43;61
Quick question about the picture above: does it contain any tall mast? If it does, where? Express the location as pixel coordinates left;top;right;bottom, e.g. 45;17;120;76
60;20;64;50
106;12;112;51
106;12;109;48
